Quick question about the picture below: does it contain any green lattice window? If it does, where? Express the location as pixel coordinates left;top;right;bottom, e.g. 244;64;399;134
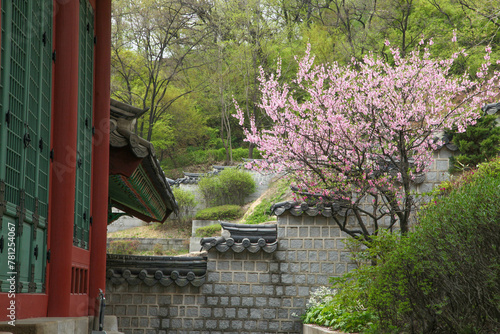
0;0;53;293
73;0;94;250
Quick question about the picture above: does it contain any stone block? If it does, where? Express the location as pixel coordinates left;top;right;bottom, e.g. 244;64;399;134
268;321;280;331
308;251;318;261
217;261;230;270
286;226;299;237
296;250;308;262
242;297;254;307
213;307;224;318
250;308;262;319
230;261;243;271
286;251;297;261
310;263;320;273
310;226;321;237
335;263;346;274
161;319;170;328
115;305;126;316
321;263;334;274
324;239;335;249
295;274;306;284
289;263;300;273
193;319;204;329
252;285;264;294
158;306;168;317
278;239;289;250
239;284;251;294
274;251;286;261
200;307;212;317
206;320;218;329
278;308;289;319
259;273;271;283
213;284;227;294
248;273;259;283
298;286;310;296
221;272;233;282
231;320;243;330
225;308;236;318
238;308;249;318
219;320;230;330
244;320;257;330
299;227;309;237
288;216;303;225
277;227;286;238
169;306;179;317
207;296;219;306
170;319;182;329
201;283;214;295
158;295;171;305
290;239;303;249
183;319;193;328
264;285;275;295
207;272;220;283
257;320;269;330
137;305;148;316
256;262;269;272
436;159;449;172
244;261;256;271
282;273;294;284
285;286;297;296
233;272;246;282
223;284;236;295
186;306;199;317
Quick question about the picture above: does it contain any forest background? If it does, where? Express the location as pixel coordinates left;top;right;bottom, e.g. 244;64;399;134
110;0;499;179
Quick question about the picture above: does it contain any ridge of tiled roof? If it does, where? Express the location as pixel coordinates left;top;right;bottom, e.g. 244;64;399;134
106;254;207;287
200;222;278;253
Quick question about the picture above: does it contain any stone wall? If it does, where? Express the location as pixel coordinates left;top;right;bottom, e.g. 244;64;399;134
105;212;354;334
104;147;455;334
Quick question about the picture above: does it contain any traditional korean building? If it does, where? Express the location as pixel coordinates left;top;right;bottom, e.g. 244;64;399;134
0;0;176;329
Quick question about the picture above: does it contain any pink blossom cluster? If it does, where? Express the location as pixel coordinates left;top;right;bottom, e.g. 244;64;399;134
235;43;499;209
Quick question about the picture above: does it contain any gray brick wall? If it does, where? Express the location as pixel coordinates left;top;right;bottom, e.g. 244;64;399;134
106;213;353;334
105;148;453;334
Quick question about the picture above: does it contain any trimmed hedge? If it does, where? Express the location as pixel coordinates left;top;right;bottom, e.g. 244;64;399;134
198;168;255;206
195;224;221;238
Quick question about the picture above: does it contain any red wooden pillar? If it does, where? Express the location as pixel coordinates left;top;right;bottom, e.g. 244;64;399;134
47;0;80;317
88;0;111;315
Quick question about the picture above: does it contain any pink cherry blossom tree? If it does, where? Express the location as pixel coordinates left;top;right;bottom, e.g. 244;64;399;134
235;42;499;241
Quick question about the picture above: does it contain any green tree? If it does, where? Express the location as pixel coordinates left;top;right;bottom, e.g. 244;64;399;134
111;0;210;141
449;114;500;172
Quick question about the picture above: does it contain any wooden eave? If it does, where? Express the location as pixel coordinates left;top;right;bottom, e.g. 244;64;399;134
108;99;177;224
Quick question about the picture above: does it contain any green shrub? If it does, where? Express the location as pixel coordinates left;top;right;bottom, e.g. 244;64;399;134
302;286;377;333
307;160;500;333
194;205;243;220
172;187;197;222
198;168;256;206
337;170;500;333
195;223;221;237
107;239;140;255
